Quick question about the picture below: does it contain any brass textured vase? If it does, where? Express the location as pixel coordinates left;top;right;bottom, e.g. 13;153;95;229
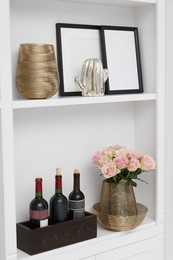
99;180;138;217
16;43;59;99
93;180;148;231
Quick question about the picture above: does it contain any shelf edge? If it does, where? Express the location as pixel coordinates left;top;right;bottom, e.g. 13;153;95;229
13;94;156;109
58;0;156;7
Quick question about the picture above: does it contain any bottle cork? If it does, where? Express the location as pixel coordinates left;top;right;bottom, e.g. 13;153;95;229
74;168;80;174
56;167;61;176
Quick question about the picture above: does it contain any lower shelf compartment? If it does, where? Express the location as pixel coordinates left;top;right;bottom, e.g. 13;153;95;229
16;211;97;255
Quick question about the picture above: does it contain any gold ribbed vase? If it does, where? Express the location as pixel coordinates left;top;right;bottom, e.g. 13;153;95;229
16;43;59;99
99;180;138;217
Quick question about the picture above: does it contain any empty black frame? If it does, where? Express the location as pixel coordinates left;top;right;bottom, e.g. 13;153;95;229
56;23;102;96
100;26;143;95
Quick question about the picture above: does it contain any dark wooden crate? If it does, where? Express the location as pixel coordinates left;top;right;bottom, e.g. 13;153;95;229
16;212;97;255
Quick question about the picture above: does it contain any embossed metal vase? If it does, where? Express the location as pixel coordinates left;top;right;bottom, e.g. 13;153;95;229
99;180;138;217
74;58;108;97
16;43;59;99
93;180;148;231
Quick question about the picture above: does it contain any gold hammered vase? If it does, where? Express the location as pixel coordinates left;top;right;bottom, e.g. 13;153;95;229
99;180;138;217
16;43;59;99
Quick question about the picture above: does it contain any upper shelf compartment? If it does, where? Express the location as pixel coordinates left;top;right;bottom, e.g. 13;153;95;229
11;0;156;101
58;0;156;7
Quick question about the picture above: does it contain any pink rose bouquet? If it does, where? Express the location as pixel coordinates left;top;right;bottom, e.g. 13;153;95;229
91;144;156;186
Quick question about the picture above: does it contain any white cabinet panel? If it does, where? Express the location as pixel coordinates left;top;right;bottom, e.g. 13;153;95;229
96;235;164;260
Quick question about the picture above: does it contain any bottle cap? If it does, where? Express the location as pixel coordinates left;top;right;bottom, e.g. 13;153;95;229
74;168;80;174
56;167;61;176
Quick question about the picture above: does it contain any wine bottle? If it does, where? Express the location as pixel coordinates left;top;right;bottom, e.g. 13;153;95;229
49;168;68;224
68;168;85;219
30;178;48;228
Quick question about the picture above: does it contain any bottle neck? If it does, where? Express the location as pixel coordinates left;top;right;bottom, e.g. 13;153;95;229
35;178;43;198
55;175;62;194
73;173;80;192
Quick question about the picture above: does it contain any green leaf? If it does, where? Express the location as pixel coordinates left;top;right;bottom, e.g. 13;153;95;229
137;177;149;185
119;179;128;184
131;180;137;187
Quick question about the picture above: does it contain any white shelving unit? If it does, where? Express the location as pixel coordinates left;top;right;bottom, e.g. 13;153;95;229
0;0;165;259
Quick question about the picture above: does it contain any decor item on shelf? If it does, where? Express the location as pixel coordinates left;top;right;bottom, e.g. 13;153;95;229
93;182;148;231
17;212;97;255
49;167;68;224
16;43;59;99
92;144;155;186
91;144;155;231
93;202;148;232
99;180;137;216
68;168;85;219
74;58;108;97
29;178;48;229
56;23;102;96
100;26;143;95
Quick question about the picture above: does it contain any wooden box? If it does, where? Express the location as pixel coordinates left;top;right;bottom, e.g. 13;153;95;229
16;212;97;255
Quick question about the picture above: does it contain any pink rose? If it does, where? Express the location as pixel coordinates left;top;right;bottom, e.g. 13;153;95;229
140;155;156;171
102;162;118;178
114;144;125;150
115;156;128;169
128;150;142;159
113;145;127;157
91;151;102;164
102;147;113;157
98;155;110;168
127;158;140;172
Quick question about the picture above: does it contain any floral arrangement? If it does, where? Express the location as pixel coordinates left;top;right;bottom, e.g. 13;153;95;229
91;144;156;186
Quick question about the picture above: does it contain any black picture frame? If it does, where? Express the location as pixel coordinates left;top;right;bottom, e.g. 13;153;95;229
56;23;102;96
100;26;143;95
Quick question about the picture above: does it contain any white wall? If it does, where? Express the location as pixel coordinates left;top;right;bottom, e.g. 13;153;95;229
165;0;173;259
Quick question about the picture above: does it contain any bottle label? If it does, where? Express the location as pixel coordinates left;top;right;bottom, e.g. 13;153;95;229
30;209;48;220
74;210;85;219
40;218;48;227
68;199;85;219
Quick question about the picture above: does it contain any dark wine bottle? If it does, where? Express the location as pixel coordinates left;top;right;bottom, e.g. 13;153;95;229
49;168;68;224
30;178;48;228
68;168;85;219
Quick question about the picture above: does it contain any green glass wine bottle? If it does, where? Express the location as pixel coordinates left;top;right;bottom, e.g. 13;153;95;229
68;168;85;219
49;168;68;224
30;178;48;228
